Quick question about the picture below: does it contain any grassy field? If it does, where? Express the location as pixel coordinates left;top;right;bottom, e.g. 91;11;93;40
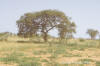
0;36;100;66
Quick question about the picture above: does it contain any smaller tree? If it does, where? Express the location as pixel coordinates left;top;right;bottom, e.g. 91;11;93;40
87;29;99;40
66;22;76;39
58;22;76;40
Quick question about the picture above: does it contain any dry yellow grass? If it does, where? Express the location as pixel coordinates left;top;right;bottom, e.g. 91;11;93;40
0;36;100;66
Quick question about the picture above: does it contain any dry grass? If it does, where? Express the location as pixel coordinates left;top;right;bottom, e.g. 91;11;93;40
0;36;100;66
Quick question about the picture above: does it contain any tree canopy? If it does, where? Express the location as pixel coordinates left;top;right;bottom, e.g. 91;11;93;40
87;29;99;39
17;10;76;42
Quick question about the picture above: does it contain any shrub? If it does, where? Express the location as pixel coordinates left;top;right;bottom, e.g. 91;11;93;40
79;38;85;42
96;61;100;66
41;59;49;62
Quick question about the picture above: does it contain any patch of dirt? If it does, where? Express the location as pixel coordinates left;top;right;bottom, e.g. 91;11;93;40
56;57;96;66
68;48;100;58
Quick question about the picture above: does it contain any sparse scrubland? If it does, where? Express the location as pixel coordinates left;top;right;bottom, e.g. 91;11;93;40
0;10;100;66
0;36;100;66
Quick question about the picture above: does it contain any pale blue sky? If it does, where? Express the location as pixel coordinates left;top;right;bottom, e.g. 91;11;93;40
0;0;100;38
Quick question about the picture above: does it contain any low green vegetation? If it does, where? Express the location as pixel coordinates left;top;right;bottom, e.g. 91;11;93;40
0;36;100;66
96;61;100;66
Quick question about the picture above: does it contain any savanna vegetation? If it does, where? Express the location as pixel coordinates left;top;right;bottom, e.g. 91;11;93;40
0;10;100;66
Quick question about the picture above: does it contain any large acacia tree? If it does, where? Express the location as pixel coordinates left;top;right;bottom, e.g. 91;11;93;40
17;10;75;42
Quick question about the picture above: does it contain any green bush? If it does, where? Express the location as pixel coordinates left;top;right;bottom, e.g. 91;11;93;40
79;38;85;42
41;59;49;62
96;61;100;66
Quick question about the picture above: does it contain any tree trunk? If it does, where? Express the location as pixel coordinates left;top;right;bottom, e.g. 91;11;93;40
43;32;48;42
92;37;95;40
98;35;100;48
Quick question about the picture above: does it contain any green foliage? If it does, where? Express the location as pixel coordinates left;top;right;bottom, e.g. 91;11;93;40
66;42;98;51
0;37;100;66
79;38;85;42
20;57;40;62
41;59;49;62
46;62;69;66
47;48;53;53
0;32;9;41
63;53;81;57
19;62;41;66
33;50;47;55
0;33;6;37
17;9;76;42
78;59;94;64
96;61;100;66
54;49;66;54
0;51;41;66
87;29;99;39
78;59;94;62
0;56;18;64
0;52;24;64
58;22;76;39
